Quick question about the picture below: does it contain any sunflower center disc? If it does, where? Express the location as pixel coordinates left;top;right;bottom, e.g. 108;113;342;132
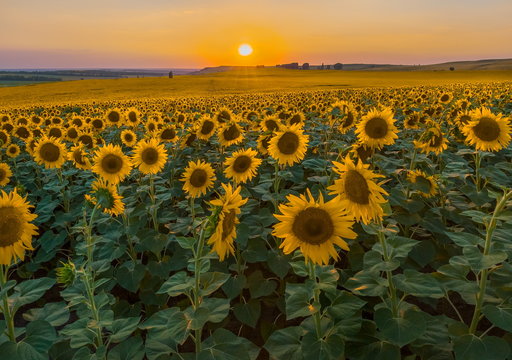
68;129;78;138
265;119;279;131
289;115;301;125
292;207;334;245
73;150;86;165
0;132;7;144
221;209;237;240
218;111;231;123
79;135;94;148
277;132;299;155
0;208;22;247
17;127;30;138
0;169;6;181
92;119;103;129
429;134;443;147
49;128;62;138
342;113;354;128
345;170;370;204
201;120;215;135
128;112;137;123
364;117;389;139
108;112;120;123
101;154;123;174
440;94;450;102
473;117;501;141
190;169;207;187
40;142;61;162
233;155;251;173
223;125;241;141
185;133;197;146
124;134;133;142
161;129;176;139
141;148;159;165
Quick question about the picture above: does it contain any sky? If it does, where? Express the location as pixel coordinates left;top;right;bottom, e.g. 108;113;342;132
0;0;511;69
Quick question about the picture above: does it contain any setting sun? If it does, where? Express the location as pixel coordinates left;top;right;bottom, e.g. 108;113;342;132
238;44;253;56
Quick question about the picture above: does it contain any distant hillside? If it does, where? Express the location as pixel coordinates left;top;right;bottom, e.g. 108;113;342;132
192;59;512;74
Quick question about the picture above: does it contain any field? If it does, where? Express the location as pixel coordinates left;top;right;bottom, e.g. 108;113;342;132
1;72;512;360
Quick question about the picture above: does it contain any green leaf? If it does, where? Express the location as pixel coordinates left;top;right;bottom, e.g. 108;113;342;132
375;308;427;347
157;271;194;296
345;269;387;297
198;328;259;360
12;278;56;310
140;307;189;345
264;326;303;360
247;271;277;298
482;305;512;332
222;275;246;299
327;291;366;320
200;272;231;296
285;281;314;320
361;341;401;360
233;300;261;328
108;336;145;360
394;270;444;298
301;332;345;360
202;297;230;323
0;341;46;360
115;261;146;293
463;247;507;271
446;232;484;247
108;316;140;343
184;305;210;330
453;335;510;360
23;302;70;327
24;320;57;354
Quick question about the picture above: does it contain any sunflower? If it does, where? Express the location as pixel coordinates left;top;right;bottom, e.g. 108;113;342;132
273;189;356;265
329;101;357;133
0;163;12;187
257;134;272;155
196;116;217;140
215;108;234;124
438;92;453;104
90;118;106;132
70;145;92;170
351;143;374;163
92;144;132;184
47;125;64;139
355;107;398;149
462;108;511;152
0;130;10;148
268;124;309;166
404;113;422;130
105;109;124;127
224;148;262;183
157;126;178;143
181;160;216;198
454;110;472;130
77;131;95;149
0;190;38;265
33;136;67;169
120;129;137;147
328;156;388;224
14;125;31;140
6;144;20;158
132;138;167;175
207;183;248;261
260;116;282;132
125;108;141;127
288;112;305;127
65;126;80;142
85;179;125;216
407;170;438;198
218;122;244;147
413;126;449;155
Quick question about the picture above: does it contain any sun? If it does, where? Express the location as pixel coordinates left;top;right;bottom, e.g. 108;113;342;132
238;43;253;56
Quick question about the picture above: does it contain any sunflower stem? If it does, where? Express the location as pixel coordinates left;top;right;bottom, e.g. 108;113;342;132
0;265;16;342
148;174;159;232
307;261;323;339
469;189;512;334
474;152;482;192
57;168;70;213
377;223;399;317
192;221;208;356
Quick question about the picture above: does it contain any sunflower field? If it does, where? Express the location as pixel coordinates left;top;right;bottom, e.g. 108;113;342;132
1;82;512;360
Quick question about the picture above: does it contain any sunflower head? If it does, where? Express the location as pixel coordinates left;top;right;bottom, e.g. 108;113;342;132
33;136;68;169
180;160;216;198
356;107;398;149
273;189;356;265
105;109;124;127
86;179;125;216
328;156;388;224
407;170;438;198
0;189;38;265
218;122;244;147
121;130;137;147
268;124;309;166
70;145;91;170
132;138;168;175
224;148;262;184
413;126;448;155
158;126;178;143
92;144;132;184
462;108;511;152
6;144;20;158
196;116;218;140
0;163;12;187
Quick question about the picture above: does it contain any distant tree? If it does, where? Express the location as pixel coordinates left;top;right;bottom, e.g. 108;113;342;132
321;63;325;70
302;63;310;70
449;67;455;71
168;71;173;78
334;63;343;70
326;64;331;70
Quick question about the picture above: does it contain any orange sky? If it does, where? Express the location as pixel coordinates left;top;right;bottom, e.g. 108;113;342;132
0;0;511;68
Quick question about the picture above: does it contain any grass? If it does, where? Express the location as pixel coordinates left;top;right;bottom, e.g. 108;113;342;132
1;68;512;108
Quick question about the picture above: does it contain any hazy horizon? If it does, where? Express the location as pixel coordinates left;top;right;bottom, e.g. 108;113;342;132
1;0;511;69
